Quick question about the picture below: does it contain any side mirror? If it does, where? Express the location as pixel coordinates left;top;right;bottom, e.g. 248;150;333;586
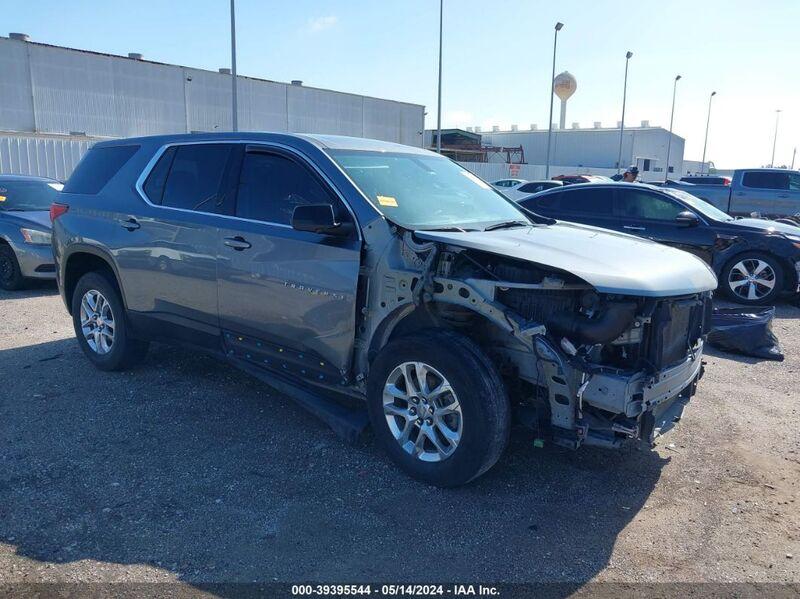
675;210;700;227
291;204;352;236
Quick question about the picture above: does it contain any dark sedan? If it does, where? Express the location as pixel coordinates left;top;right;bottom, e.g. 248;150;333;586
0;174;62;290
519;182;800;305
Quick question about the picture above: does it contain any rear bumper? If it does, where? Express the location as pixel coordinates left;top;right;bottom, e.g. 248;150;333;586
11;240;56;280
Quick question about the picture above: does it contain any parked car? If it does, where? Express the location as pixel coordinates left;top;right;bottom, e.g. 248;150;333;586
679;175;731;186
53;133;716;486
664;168;800;218
552;174;613;185
519;182;800;305
496;179;564;200
0;174;62;290
490;178;527;189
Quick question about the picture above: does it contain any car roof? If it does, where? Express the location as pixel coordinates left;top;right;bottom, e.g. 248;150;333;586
0;174;60;183
524;181;666;199
94;131;432;156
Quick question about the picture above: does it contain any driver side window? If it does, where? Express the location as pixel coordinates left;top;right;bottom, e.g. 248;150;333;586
235;151;342;225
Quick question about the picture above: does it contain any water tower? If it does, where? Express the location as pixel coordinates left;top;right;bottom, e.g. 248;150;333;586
553;71;577;129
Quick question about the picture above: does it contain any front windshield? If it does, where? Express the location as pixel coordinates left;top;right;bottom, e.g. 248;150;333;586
0;180;63;211
663;188;733;222
327;150;529;230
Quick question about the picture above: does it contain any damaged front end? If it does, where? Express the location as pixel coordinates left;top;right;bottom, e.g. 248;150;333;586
362;230;714;451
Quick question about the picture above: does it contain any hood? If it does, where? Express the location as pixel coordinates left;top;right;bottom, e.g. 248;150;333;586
731;218;800;237
0;210;51;230
415;222;718;297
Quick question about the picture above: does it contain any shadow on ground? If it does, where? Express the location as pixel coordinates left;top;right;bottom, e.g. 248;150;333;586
0;338;667;589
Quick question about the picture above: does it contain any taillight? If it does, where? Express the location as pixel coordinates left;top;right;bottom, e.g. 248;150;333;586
50;203;69;222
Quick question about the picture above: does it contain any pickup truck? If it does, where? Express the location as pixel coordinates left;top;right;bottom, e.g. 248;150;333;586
666;168;800;219
52;132;716;486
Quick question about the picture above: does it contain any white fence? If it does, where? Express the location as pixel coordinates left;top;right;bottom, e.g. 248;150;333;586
0;134;94;181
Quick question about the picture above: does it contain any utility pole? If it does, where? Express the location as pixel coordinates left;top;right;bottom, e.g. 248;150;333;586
230;0;238;132
701;91;716;174
771;109;781;167
544;22;564;179
664;75;681;182
616;51;633;173
436;0;443;153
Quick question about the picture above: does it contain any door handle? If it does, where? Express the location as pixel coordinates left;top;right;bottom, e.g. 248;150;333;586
224;236;252;251
623;225;646;231
120;218;140;231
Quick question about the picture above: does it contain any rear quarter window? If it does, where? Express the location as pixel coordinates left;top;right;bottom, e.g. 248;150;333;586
63;145;139;194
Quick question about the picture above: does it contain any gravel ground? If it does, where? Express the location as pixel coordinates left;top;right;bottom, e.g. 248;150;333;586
0;284;798;589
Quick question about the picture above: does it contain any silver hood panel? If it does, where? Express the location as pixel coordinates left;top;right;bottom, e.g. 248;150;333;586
415;222;718;297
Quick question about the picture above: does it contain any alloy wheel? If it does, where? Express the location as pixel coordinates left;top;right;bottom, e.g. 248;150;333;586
727;259;776;302
80;289;115;354
382;361;463;463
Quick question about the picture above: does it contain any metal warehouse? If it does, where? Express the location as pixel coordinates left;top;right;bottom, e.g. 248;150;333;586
477;124;686;178
0;33;425;180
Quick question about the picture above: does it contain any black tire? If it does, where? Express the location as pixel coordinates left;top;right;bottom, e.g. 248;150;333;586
367;330;510;487
71;271;149;371
0;244;26;291
720;252;785;306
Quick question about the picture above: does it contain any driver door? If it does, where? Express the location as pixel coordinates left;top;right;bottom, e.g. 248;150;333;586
216;145;362;380
613;188;717;264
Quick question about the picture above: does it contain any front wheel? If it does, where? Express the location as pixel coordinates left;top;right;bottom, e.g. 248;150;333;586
0;244;26;291
721;252;784;305
367;330;510;487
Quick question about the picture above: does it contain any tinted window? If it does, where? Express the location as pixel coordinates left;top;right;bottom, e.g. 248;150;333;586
142;146;177;205
0;180;63;211
63;145;139;194
236;151;336;225
518;183;542;193
523;191;561;211
790;174;800;191
616;190;683;220
560;187;614;214
742;171;790;190
161;144;234;212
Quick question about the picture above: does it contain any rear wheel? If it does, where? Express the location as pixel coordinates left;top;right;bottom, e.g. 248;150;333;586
71;271;149;370
367;330;510;487
721;252;784;305
0;244;26;291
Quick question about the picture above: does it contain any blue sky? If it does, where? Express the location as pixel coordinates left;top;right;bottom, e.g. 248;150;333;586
6;0;800;168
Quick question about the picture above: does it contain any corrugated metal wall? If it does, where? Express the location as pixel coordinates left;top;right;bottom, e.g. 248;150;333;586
0;36;424;148
0;135;93;181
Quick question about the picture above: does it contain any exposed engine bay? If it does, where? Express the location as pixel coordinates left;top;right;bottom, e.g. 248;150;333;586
356;230;713;450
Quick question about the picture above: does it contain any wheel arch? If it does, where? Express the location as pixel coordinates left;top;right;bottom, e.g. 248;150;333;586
63;246;126;315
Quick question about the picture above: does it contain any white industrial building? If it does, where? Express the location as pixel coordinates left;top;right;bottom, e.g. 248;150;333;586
478;124;686;181
0;33;425;180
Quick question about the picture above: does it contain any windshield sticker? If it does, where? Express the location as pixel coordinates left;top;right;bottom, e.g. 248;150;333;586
460;170;491;189
0;196;6;202
377;195;398;207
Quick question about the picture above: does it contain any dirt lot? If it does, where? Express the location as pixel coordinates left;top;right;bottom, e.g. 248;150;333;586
0;284;798;589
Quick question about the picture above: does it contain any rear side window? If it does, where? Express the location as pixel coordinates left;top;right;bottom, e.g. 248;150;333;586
0;180;62;211
518;183;541;193
235;151;338;225
63;145;139;194
742;171;789;190
159;144;235;212
142;146;177;204
560;187;614;214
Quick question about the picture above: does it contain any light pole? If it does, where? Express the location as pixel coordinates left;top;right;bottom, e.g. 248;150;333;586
544;22;564;179
616;51;633;174
664;75;681;182
792;147;797;170
230;0;238;132
771;109;782;167
436;0;444;153
701;91;716;174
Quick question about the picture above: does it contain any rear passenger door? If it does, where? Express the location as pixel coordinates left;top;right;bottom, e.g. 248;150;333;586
216;145;362;380
118;142;241;346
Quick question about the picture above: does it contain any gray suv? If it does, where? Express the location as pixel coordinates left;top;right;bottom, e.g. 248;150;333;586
53;133;717;486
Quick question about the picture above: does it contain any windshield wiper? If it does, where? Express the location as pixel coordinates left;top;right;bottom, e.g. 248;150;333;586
424;226;475;232
483;220;530;231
